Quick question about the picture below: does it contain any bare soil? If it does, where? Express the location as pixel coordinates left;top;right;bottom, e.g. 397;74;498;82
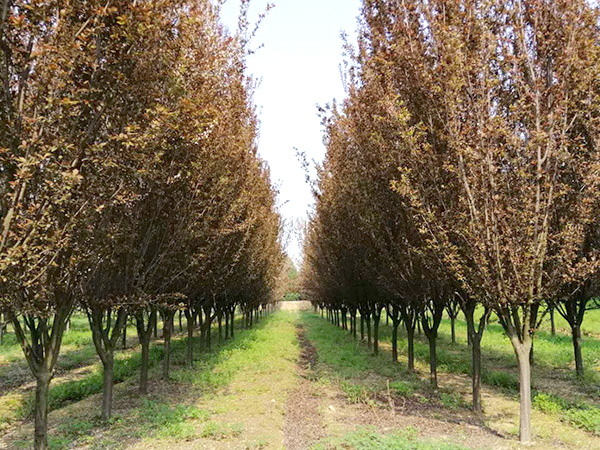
283;325;325;450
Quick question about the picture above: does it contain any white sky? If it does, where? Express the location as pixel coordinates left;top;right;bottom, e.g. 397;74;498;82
219;0;361;263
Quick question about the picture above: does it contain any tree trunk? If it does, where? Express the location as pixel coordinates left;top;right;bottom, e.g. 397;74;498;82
102;356;115;421
230;310;235;338
185;310;194;368
162;312;174;380
450;317;456;344
572;324;584;377
406;324;415;372
366;314;372;348
139;338;150;395
471;334;482;413
428;335;438;388
392;322;398;362
360;314;364;341
218;313;222;343
34;373;50;450
516;346;532;443
550;307;556;336
373;311;380;355
122;324;127;350
463;302;489;413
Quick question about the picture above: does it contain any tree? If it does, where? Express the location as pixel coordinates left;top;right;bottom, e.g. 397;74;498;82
372;0;600;441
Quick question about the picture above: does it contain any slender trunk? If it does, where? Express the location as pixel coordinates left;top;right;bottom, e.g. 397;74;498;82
392;322;398;362
34;373;50;450
450;317;456;344
185;310;194;368
472;335;482;413
102;356;115;421
463;302;488;413
516;346;532;443
230;310;235;338
139;339;150;395
218;313;222;343
225;312;229;340
152;310;158;340
572;324;584;377
360;314;364;341
407;326;415;372
122;323;127;350
428;335;438;388
179;311;183;332
162;313;173;380
366;314;372;348
550;307;556;336
352;310;357;339
373;312;380;355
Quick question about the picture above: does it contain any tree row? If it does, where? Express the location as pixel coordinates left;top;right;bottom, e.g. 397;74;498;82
0;2;283;449
302;0;600;444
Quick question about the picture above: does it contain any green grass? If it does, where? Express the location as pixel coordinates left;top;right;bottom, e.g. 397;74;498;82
307;309;600;437
62;312;297;449
533;392;600;434
312;426;467;450
0;311;247;433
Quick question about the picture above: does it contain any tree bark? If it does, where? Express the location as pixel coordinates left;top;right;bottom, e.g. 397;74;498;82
139;338;150;395
391;322;398;362
550;307;556;336
101;355;115;421
428;335;437;388
162;311;174;379
185;309;194;368
34;373;50;450
572;324;584;377
400;305;416;372
516;346;532;443
450;317;456;344
373;310;381;355
462;301;489;413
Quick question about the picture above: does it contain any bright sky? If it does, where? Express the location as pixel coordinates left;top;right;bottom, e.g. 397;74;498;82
219;0;361;263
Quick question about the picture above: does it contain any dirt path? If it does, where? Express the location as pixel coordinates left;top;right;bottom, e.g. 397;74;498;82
283;325;325;450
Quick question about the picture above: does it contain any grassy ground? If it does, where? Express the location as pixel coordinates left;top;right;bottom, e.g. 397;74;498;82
1;307;599;449
305;308;600;448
